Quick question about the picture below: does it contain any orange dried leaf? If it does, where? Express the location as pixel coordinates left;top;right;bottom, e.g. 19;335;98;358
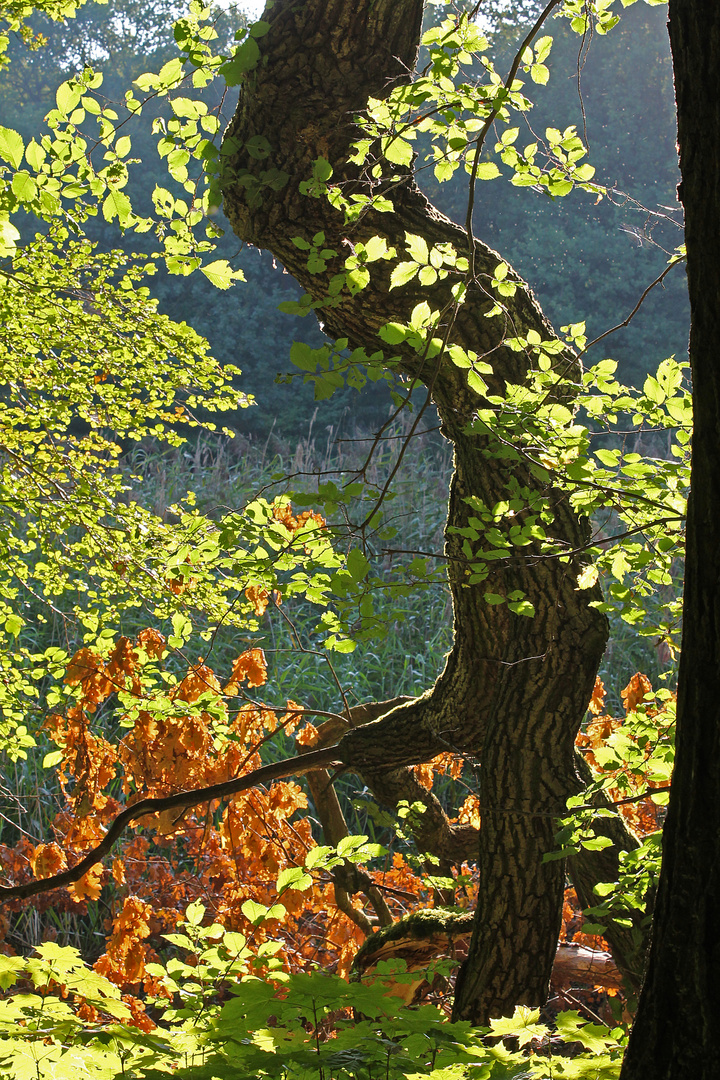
588;676;606;716
107;637;139;680
281;700;304;737
176;662;222;704
122;994;156;1032
457;794;481;830
112;859;126;886
226;648;267;691
296;721;319;747
64;648;100;687
272;501;297;530
245;585;270;617
621;673;653;713
137;628;166;659
114;896;153;938
68;863;104;903
32;843;67;880
63;648;114;705
295;509;326;533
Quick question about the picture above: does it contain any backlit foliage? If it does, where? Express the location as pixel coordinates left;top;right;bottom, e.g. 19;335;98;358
0;627;447;1010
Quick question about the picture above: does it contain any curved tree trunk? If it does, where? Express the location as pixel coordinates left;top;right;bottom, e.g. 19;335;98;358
223;0;621;1022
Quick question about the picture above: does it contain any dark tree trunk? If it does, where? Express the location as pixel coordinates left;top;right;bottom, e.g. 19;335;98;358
222;0;630;1022
620;2;720;1075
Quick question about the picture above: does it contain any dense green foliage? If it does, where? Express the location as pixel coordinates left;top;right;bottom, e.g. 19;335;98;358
0;0;692;1075
0;0;686;432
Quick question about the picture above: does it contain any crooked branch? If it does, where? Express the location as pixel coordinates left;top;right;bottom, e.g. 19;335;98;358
0;746;341;902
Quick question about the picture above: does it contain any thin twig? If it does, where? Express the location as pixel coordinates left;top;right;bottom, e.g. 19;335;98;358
580;256;686;355
465;0;563;280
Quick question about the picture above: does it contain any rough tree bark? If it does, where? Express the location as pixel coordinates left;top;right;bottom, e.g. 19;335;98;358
222;0;632;1021
619;2;720;1075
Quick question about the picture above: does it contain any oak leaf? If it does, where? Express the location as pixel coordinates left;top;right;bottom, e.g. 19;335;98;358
621;672;653;713
137;628;166;659
31;843;68;880
245;584;270;616
588;676;606;716
225;647;268;692
68;863;104;903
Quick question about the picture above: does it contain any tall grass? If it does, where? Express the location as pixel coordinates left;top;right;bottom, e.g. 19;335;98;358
0;413;676;954
122;411;455;710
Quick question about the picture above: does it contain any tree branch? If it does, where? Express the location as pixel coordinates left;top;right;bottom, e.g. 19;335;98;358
0;747;339;901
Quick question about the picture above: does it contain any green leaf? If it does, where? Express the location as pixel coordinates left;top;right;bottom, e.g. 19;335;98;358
0;218;21;255
406;233;429;264
409;300;431;330
55;81;81;115
346;548;370;582
0;126;24;169
42;749;64;769
379;322;407;345
434;159;455;182
157;57;184;86
390;262;419;289
312;156;333;182
305;846;338;870
337;834;369;858
24;140;45;169
467;370;488;396
489;1006;548;1047
581;836;614;851
11;171;37;203
508;599;535;618
384;136;413;166
475;161;501;180
200;259;245;290
114;135;132;158
185;900;206;925
347;266;370;292
4;613;23;636
643;374;666;404
102;189;132;225
241;900;269;924
277;866;313;894
220;38;261;86
534;35;553;63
